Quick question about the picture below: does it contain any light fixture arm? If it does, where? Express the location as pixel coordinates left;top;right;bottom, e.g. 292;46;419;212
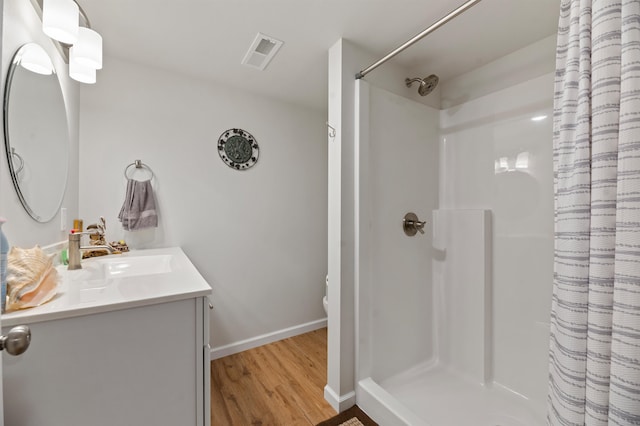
75;1;91;29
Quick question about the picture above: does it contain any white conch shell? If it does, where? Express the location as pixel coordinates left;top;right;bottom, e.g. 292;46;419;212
5;245;58;311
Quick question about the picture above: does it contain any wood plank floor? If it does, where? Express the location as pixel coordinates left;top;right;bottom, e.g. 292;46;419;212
211;328;337;425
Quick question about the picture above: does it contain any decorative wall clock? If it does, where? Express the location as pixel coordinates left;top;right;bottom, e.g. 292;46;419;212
217;128;259;170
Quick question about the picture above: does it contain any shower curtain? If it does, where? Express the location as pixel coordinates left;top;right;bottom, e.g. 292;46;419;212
548;0;640;425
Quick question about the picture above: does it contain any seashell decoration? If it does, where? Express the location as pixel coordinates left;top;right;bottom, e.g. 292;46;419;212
5;245;58;312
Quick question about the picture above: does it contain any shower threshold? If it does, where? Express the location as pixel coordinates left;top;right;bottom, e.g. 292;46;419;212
358;362;545;426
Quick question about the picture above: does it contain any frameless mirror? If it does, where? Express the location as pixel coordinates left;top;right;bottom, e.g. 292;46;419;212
3;43;69;222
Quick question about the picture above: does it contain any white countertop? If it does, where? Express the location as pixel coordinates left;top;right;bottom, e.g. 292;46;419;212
1;247;212;327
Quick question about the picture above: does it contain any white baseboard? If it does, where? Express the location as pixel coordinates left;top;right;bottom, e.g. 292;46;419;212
209;318;327;360
324;385;356;413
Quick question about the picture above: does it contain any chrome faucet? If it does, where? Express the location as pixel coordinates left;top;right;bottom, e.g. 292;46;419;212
67;231;114;270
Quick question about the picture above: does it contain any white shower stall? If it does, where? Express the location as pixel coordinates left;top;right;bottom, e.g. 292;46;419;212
327;36;556;425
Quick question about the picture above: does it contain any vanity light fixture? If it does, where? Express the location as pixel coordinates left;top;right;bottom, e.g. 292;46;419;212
68;55;95;84
42;0;78;44
71;27;102;69
36;0;102;83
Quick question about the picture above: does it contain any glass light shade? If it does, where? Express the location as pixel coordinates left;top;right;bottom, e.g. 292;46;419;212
42;0;79;44
18;44;54;75
69;49;96;84
73;27;102;69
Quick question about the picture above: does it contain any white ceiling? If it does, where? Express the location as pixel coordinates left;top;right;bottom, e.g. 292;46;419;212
79;0;560;111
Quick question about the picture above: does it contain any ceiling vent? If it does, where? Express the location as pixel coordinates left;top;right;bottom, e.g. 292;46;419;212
241;33;284;71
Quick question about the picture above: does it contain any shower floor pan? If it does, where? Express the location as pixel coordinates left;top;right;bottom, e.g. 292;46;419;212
358;362;545;426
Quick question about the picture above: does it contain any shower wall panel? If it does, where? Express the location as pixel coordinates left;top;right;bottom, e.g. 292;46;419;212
357;83;440;383
432;209;491;384
439;73;554;410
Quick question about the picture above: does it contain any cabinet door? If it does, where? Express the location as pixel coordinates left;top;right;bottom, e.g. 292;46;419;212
3;301;198;426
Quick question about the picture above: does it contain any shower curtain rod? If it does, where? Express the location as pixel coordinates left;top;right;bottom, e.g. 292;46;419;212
355;0;483;80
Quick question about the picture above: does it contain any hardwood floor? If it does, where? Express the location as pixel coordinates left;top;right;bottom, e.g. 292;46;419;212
211;328;337;425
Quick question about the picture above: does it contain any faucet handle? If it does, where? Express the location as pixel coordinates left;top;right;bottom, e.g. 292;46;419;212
70;229;100;236
69;230;99;244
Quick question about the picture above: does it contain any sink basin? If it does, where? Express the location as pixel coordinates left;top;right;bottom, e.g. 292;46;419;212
66;254;174;282
98;254;173;279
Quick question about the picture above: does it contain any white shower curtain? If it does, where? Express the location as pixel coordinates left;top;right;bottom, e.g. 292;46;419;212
548;0;640;425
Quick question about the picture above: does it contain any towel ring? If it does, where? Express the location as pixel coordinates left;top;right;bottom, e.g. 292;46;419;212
124;160;154;180
11;148;24;174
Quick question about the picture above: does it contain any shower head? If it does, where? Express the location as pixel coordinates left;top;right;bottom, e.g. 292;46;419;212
405;74;439;96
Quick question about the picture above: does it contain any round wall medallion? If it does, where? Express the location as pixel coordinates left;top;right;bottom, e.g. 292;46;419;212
218;128;259;170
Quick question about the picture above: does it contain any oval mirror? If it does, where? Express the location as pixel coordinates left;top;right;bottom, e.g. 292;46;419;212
3;43;69;222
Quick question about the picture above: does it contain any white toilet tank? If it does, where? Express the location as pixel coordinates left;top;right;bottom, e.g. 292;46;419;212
323;274;328;314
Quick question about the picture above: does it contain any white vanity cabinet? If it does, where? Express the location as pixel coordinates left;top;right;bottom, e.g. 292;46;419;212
1;248;212;426
2;297;210;426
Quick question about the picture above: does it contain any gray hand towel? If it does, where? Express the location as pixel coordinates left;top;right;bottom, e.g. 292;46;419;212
118;179;158;231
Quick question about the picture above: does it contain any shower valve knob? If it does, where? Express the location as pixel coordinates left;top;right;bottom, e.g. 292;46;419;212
403;212;427;237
